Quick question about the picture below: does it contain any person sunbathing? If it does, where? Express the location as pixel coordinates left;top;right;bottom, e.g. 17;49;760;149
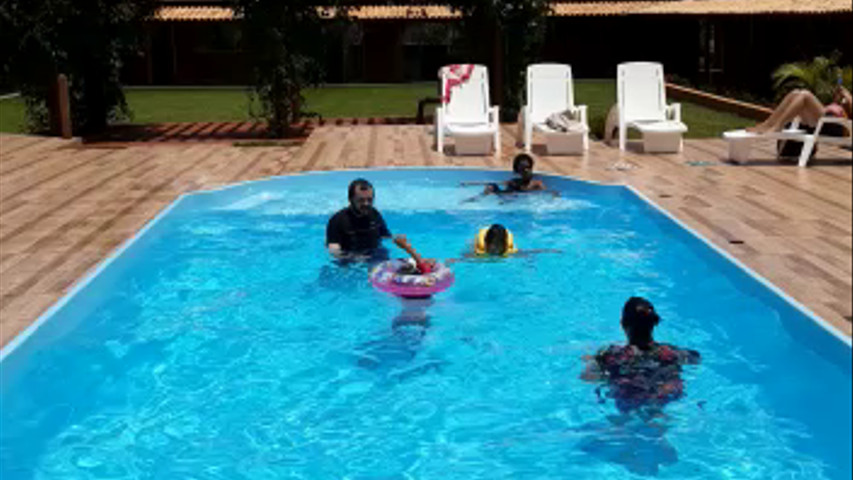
747;85;851;134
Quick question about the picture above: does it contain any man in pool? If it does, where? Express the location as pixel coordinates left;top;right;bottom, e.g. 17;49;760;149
581;297;701;413
326;178;397;260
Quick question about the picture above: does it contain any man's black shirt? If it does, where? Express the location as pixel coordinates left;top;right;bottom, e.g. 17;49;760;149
326;206;391;253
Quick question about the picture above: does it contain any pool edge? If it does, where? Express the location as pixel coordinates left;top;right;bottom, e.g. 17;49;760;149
627;185;852;348
2;167;848;364
0;194;191;362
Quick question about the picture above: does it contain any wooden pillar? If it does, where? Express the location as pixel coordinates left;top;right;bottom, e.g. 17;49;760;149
50;74;72;138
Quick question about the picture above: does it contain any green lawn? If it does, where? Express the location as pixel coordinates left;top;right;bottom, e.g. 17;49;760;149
575;79;754;138
0;82;753;138
0;97;27;134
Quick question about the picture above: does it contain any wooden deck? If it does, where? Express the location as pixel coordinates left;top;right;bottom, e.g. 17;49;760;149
0;126;851;347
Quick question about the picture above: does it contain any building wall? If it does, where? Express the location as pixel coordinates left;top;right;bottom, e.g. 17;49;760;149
542;16;700;79
123;14;851;97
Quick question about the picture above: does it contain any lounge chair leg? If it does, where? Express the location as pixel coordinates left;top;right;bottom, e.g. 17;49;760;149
798;137;815;167
727;138;752;164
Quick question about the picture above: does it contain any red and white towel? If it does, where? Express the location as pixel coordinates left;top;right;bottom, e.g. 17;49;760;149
442;64;476;104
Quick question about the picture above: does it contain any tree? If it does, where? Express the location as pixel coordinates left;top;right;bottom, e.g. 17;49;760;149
0;0;155;134
772;53;852;104
447;0;551;121
233;0;348;137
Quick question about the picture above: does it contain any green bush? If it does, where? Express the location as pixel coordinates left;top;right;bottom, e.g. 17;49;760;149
0;0;155;134
234;0;348;137
772;53;852;104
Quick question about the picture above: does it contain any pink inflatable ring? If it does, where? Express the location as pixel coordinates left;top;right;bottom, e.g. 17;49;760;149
369;259;455;298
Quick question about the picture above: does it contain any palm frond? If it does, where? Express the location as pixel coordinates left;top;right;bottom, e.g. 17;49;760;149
772;55;844;104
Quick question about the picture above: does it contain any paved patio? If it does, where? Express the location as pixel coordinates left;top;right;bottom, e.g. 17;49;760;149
0;126;850;347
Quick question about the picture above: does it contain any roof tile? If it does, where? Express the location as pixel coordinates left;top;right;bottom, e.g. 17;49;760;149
153;1;852;22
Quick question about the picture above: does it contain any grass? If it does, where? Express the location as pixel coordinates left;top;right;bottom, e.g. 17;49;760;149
0;81;753;137
0;97;27;134
575;80;754;138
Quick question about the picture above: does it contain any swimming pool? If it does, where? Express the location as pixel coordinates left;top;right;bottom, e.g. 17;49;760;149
1;168;850;479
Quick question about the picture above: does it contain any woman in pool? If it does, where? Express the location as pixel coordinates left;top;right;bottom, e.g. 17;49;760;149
581;297;701;413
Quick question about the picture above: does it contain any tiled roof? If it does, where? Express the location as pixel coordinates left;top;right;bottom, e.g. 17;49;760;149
154;6;235;21
347;5;461;19
551;1;659;17
153;1;852;21
642;0;852;15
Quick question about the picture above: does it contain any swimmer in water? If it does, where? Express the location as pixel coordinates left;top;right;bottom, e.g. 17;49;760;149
462;154;558;202
446;224;561;264
581;297;701;413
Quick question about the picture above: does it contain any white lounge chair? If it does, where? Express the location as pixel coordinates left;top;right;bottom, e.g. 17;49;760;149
617;62;687;153
522;63;588;155
723;116;852;167
435;65;500;155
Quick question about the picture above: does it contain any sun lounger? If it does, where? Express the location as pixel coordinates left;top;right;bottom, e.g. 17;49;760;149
723;116;852;167
617;62;687;153
435;64;500;155
522;63;589;155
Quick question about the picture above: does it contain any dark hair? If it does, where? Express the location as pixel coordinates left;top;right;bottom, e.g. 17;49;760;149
484;224;508;254
512;154;535;174
621;297;660;349
348;178;373;201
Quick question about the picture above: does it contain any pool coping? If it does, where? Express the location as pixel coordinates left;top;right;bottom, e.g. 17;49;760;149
1;166;849;362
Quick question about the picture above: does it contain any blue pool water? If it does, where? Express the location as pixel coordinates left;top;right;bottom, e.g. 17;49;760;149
1;169;850;479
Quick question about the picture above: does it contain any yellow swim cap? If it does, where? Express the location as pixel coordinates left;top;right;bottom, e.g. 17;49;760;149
474;226;517;255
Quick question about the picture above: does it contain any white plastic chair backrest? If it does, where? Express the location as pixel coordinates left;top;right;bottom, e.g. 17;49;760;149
440;64;490;124
527;63;574;124
618;62;667;123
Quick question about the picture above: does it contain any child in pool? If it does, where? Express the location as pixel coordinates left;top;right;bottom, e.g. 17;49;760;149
393;235;437;274
446;224;561;263
462;154;558;202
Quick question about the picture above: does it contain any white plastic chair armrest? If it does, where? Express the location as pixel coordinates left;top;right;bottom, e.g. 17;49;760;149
667;103;682;122
489;106;500;127
576;105;589;127
818;116;851;125
490;106;501;154
522;104;532;150
816;115;851;128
